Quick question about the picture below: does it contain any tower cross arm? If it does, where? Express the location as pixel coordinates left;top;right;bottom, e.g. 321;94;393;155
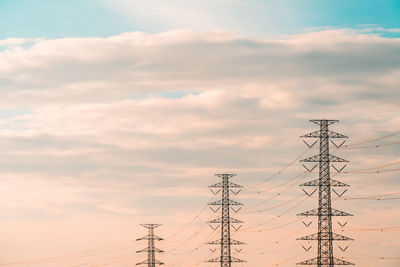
300;179;350;187
300;154;348;162
208;217;243;224
136;259;164;265
209;182;243;188
297;232;353;241
136;235;163;241
136;247;164;253
301;130;348;139
310;119;339;125
332;257;355;265
207;256;246;263
208;199;243;206
297;257;354;265
206;239;246;245
297;208;353;217
140;224;162;229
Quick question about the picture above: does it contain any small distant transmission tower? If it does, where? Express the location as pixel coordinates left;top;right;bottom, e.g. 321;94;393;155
297;120;353;266
207;173;245;267
136;224;164;266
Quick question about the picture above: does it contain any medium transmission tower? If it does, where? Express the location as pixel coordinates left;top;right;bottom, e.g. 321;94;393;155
207;173;245;267
136;224;164;266
297;120;353;266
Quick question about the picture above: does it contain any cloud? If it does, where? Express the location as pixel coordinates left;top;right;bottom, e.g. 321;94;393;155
0;29;399;266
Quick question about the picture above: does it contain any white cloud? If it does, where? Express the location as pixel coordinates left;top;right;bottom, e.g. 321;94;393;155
0;29;399;266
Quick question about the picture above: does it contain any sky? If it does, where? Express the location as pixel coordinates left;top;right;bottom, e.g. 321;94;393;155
0;1;400;266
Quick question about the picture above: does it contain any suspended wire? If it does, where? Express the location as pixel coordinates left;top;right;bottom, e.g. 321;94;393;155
269;250;309;266
343;197;400;201
243;172;306;211
342;192;400;200
0;241;137;266
67;252;138;267
348;167;400;174
165;246;202;256
164;219;210;250
243;195;306;214
244;217;304;233
187;250;215;267
343;140;400;149
242;197;309;231
162;207;218;251
236;245;297;255
169;229;218;266
232;227;308;257
346;197;400;201
176;227;308;265
256;172;307;195
71;255;138;267
164;193;217;241
343;251;400;260
244;148;311;191
340;225;400;232
344;131;400;147
0;196;215;266
164;206;208;239
342;161;400;174
164;210;218;253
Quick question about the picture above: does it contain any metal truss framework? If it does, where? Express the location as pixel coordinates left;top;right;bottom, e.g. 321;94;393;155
207;174;246;267
136;224;164;266
297;120;354;266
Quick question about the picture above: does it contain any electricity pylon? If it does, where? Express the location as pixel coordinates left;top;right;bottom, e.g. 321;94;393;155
136;224;164;266
207;173;246;267
297;120;354;266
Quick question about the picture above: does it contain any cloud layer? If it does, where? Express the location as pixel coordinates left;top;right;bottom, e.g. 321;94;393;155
0;29;399;266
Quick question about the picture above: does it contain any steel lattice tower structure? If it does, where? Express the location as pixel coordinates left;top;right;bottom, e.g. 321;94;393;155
207;173;245;267
297;120;354;266
136;224;164;266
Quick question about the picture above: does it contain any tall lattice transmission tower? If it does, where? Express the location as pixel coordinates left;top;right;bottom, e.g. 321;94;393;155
207;173;246;267
136;224;164;266
297;120;353;266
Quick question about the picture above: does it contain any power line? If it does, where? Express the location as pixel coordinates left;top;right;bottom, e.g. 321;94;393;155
164;206;208;240
243;172;306;211
244;148;311;191
339;225;400;232
0;241;138;266
342;251;400;260
169;229;219;266
67;253;138;267
343;140;400;149
270;251;310;266
244;217;304;233
166;219;215;254
73;255;139;267
344;131;400;147
243;195;306;214
342;192;400;200
164;194;219;242
242;197;308;231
